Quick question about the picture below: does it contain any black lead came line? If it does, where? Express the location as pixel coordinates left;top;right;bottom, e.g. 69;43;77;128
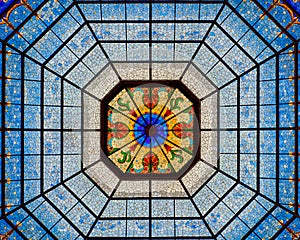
125;135;148;172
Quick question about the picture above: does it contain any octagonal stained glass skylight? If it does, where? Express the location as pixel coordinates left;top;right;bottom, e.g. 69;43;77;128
0;0;300;239
102;81;200;178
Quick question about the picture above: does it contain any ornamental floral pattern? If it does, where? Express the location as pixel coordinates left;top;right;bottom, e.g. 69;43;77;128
105;83;199;176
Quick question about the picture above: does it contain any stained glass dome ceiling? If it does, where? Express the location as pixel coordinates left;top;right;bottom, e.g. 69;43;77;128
0;0;300;239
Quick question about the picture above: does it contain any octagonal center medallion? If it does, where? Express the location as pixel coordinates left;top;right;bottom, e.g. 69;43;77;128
101;81;200;179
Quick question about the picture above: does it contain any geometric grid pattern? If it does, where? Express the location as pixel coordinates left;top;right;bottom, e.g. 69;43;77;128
0;0;299;239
